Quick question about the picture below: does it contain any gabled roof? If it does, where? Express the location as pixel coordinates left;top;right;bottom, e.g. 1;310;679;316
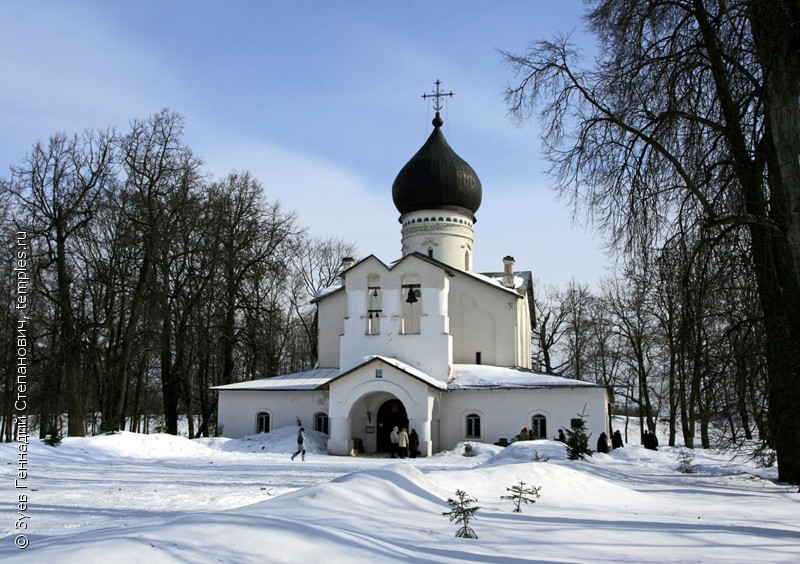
211;356;448;392
312;252;525;306
330;355;448;390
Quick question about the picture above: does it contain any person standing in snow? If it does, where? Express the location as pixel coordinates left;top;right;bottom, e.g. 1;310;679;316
557;429;567;443
643;429;658;450
517;427;530;441
398;427;409;458
612;430;624;449
390;426;399;458
291;427;306;461
409;429;420;458
596;432;609;454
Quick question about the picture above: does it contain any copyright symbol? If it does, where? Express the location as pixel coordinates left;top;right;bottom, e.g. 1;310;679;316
15;535;29;549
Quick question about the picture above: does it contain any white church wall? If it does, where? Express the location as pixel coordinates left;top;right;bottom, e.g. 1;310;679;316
317;290;346;368
338;257;452;379
449;276;524;367
327;362;436;455
438;387;610;450
217;390;329;439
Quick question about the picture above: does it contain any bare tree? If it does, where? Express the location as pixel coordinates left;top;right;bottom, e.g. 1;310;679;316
530;283;568;374
290;235;357;364
8;130;116;436
101;109;201;432
561;280;594;381
504;0;800;481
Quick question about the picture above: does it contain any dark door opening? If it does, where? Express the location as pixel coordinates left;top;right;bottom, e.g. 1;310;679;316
376;398;408;452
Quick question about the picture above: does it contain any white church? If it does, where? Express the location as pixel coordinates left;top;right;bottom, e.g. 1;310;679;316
214;97;612;456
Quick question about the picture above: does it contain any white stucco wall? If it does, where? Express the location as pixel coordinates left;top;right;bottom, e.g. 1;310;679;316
217;389;329;438
317;290;346;368
316;254;532;378
449;275;528;368
337;256;452;380
216;380;610;457
438;387;610;451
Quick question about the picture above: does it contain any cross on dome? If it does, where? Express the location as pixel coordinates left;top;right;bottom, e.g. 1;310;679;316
422;80;454;126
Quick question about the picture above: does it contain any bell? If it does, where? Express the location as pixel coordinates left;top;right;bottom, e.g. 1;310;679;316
405;288;418;303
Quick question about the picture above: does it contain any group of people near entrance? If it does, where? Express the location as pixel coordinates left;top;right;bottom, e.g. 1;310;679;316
389;426;419;458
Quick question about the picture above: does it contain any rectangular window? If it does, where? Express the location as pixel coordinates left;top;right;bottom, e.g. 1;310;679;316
466;414;481;438
532;415;547;439
475;352;482;365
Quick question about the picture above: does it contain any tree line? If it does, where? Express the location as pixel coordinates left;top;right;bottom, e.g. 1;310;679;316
532;253;766;455
504;0;799;481
1;109;355;439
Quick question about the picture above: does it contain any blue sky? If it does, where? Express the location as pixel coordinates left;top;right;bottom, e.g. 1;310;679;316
1;1;612;289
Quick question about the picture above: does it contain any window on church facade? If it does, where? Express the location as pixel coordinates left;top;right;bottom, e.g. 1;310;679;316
314;412;329;435
465;413;481;438
531;414;547;439
367;275;382;335
401;276;421;334
256;412;270;434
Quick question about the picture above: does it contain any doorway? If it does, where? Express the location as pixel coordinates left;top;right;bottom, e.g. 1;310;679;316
376;398;408;452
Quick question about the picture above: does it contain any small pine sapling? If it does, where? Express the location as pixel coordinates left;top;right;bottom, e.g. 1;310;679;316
442;489;481;539
500;481;541;513
676;447;696;474
43;427;63;447
566;408;593;460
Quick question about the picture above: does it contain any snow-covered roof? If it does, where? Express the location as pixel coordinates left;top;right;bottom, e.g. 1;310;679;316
334;355;448;390
211;367;339;391
310;278;344;303
481;270;533;293
213;362;604;393
211;356;450;392
448;364;605;390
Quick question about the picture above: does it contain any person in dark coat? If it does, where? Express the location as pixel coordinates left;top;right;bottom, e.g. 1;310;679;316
643;429;658;450
557;429;567;443
409;429;420;458
291;427;306;461
596;432;609;454
612;430;624;449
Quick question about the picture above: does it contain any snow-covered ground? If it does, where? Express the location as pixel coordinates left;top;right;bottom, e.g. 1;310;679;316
2;425;798;563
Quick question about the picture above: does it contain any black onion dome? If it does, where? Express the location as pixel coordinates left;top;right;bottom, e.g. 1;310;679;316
392;113;482;220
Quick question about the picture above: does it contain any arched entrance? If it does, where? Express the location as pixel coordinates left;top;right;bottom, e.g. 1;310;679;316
376;398;408;452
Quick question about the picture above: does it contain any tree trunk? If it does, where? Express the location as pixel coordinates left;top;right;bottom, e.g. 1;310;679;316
55;210;86;437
